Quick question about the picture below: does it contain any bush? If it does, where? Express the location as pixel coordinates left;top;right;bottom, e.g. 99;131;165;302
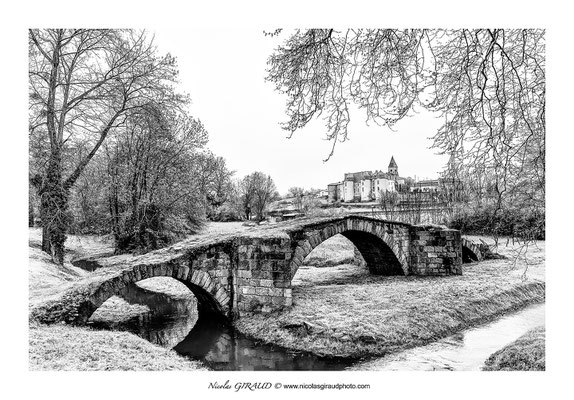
447;204;545;240
115;206;205;253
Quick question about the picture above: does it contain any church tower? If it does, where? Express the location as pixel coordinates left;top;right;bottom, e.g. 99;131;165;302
388;156;398;177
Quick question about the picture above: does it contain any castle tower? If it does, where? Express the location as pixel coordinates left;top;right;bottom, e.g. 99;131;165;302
388;156;398;177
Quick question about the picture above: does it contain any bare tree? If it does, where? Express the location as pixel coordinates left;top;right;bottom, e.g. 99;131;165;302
238;174;256;220
104;104;208;252
288;187;305;211
239;172;278;221
29;29;183;263
378;190;399;221
193;152;235;219
267;29;545;235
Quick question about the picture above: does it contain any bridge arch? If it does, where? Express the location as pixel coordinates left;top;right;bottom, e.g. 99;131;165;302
76;261;231;325
288;218;409;279
461;238;485;263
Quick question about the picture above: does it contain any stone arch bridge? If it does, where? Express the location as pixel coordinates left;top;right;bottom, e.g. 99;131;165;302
32;216;462;325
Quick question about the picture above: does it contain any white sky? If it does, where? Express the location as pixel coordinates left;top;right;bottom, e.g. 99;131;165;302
153;29;449;194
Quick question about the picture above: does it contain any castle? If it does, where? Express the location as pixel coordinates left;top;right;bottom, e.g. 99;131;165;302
327;156;407;203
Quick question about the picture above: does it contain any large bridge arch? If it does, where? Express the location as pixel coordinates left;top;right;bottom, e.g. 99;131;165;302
288;218;410;279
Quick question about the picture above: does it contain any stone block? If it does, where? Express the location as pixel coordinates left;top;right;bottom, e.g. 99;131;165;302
241;286;256;295
238;270;252;279
133;267;143;282
272;296;286;306
178;265;190;281
259;279;274;287
255;287;270;296
294;245;306;260
190;269;200;284
308;233;320;248
301;240;312;254
219;293;230;306
205;280;216;293
273;280;291;288
237;277;251;286
201;272;212;287
252;270;273;280
255;295;270;303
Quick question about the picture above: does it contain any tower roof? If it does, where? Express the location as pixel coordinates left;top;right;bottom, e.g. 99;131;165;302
388;156;397;168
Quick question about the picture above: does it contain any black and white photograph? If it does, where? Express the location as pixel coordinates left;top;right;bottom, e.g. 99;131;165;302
3;1;572;398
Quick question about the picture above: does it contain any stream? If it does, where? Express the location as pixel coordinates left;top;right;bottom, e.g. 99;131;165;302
349;302;545;371
89;280;544;371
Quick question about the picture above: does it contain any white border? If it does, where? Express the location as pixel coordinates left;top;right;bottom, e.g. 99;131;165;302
2;1;571;399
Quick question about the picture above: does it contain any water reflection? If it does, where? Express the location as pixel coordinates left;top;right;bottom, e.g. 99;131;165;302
71;258;102;272
174;318;356;371
349;303;545;371
89;283;198;348
89;281;355;370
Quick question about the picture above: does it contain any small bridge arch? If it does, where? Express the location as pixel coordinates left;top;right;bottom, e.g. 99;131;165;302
461;237;488;263
88;264;230;322
32;241;235;326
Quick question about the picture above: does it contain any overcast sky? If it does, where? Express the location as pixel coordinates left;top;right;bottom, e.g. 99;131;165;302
153;29;450;194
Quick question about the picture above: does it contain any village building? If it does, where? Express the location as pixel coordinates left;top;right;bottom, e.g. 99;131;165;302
410;179;441;193
328;157;406;203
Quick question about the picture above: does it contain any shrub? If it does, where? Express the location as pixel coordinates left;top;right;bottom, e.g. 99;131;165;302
446;204;545;240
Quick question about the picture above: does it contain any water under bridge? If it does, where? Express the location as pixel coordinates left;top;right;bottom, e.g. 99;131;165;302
32;216;464;324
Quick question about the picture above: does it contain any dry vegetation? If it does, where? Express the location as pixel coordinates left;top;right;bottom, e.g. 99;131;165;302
29;321;207;371
483;326;545;371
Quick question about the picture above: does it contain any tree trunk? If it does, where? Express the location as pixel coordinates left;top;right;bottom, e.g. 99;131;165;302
39;149;69;265
28;201;35;227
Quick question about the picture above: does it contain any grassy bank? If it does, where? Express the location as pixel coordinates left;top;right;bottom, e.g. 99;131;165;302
483;326;545;371
29;321;206;371
236;237;545;359
29;230;204;371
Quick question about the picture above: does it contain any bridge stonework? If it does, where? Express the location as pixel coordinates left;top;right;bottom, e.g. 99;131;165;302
31;216;462;325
